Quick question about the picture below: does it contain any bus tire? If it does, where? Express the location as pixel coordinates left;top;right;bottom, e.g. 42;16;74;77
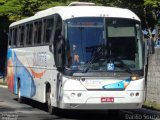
47;91;55;114
17;81;23;103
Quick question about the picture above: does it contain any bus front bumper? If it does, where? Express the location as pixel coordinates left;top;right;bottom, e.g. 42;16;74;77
58;90;145;110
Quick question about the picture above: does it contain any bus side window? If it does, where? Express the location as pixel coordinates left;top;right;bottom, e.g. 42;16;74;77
43;19;47;44
13;28;17;47
18;26;25;47
10;28;18;47
34;21;42;45
9;29;12;46
26;24;33;46
43;18;54;44
33;21;38;45
38;21;42;44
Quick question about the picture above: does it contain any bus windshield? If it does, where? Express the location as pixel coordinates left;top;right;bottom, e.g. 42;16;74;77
65;17;143;73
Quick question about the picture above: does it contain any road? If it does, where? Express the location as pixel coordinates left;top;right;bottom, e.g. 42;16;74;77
0;87;160;120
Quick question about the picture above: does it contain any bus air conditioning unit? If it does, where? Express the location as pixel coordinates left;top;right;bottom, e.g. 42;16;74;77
68;2;96;6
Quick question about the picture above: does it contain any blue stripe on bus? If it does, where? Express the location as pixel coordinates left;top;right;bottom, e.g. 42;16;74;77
8;49;36;98
102;78;131;90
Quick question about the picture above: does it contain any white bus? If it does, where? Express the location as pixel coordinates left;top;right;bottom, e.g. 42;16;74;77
7;2;146;114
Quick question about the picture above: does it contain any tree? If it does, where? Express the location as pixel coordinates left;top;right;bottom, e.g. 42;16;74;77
144;0;160;28
0;0;159;33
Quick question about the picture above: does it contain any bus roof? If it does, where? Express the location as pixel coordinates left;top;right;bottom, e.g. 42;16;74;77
10;5;140;27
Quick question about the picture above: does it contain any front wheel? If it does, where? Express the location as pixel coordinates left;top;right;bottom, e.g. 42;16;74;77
17;82;23;103
47;92;55;114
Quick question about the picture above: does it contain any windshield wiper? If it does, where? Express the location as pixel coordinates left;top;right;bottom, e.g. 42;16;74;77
83;46;103;73
114;58;132;74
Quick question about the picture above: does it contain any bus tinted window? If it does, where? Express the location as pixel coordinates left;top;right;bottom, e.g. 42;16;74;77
26;24;33;45
34;21;42;45
43;19;47;43
9;28;17;47
19;26;25;46
34;22;38;45
9;29;12;46
37;21;42;44
44;18;54;44
12;28;17;47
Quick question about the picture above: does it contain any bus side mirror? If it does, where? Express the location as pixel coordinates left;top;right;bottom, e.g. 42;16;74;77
56;36;65;71
57;36;64;53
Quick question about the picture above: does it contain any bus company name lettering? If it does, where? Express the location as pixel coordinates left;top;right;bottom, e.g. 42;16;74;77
33;52;47;66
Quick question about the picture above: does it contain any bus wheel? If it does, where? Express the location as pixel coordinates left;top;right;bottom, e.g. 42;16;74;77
47;92;54;114
18;82;23;103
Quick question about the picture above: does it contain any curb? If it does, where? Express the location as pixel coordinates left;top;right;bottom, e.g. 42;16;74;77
0;85;7;88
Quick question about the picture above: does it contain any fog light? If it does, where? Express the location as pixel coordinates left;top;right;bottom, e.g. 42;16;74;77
71;93;75;97
135;92;139;96
130;92;134;96
77;93;82;97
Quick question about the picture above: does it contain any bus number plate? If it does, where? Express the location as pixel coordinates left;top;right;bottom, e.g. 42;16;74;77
101;97;114;102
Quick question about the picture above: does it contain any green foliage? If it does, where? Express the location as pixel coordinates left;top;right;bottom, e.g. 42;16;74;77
0;0;21;20
0;0;7;5
144;101;160;111
144;0;160;8
0;0;159;30
144;0;160;29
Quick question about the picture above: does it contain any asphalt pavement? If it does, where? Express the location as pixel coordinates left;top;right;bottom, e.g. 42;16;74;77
0;86;160;120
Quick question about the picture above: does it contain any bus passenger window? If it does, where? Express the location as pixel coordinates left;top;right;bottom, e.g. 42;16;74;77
26;24;33;46
19;26;25;47
43;19;47;44
10;29;14;46
13;28;17;47
45;18;54;44
9;29;12;46
34;21;42;45
11;28;17;47
37;21;42;44
33;22;38;45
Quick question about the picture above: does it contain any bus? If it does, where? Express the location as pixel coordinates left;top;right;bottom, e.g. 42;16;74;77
7;2;146;114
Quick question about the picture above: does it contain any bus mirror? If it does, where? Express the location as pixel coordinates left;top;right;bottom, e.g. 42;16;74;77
56;53;62;71
56;36;65;72
57;36;64;53
57;66;62;71
58;35;63;40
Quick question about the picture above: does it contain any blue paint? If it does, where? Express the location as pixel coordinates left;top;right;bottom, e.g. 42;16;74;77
12;51;36;97
102;78;131;90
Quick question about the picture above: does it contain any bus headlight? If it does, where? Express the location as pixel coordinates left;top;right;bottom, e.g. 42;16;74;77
71;93;75;97
77;93;82;97
131;74;141;81
131;76;139;80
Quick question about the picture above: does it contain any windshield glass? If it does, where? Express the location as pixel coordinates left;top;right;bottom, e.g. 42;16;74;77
65;17;143;73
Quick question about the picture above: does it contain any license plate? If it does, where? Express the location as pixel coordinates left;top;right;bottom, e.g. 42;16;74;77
101;97;114;102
